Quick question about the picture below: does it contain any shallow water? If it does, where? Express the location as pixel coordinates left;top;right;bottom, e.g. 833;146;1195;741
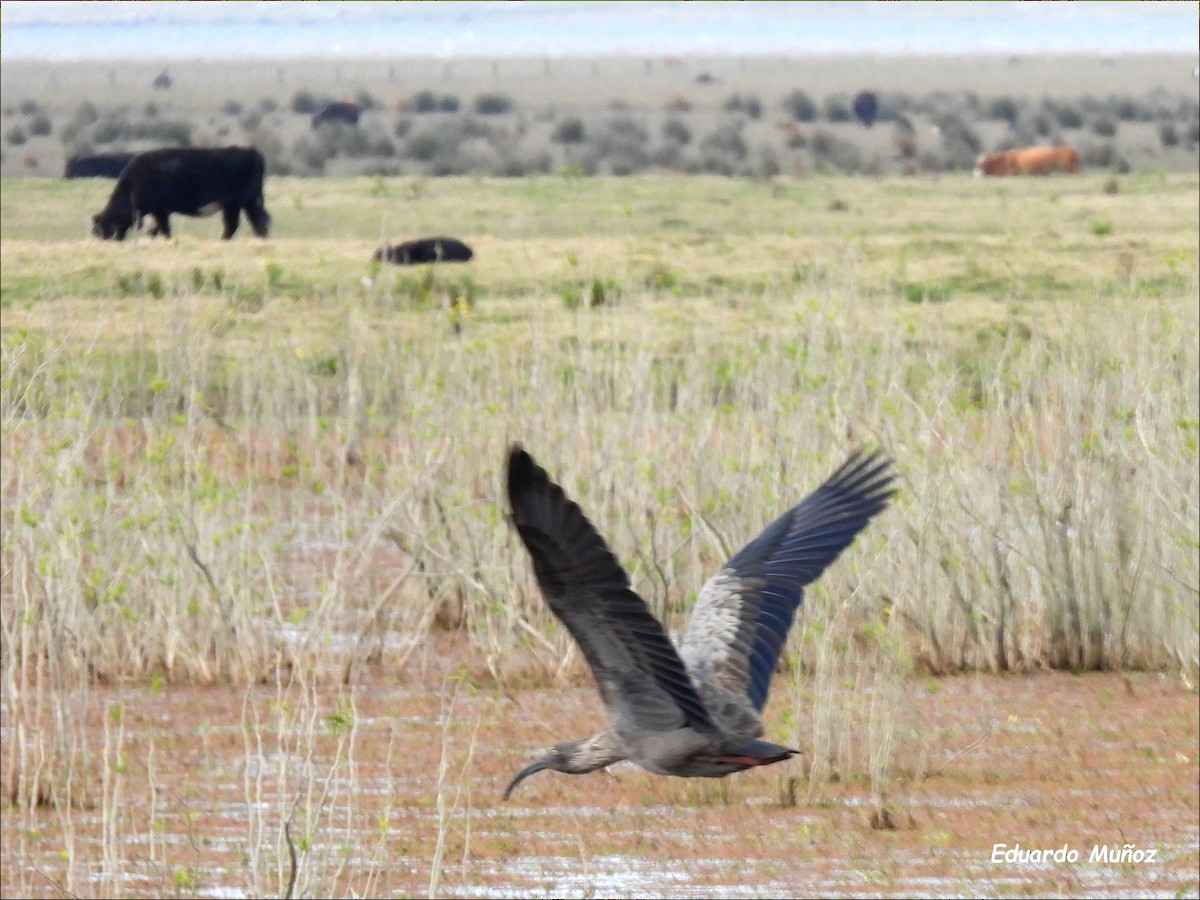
3;661;1197;898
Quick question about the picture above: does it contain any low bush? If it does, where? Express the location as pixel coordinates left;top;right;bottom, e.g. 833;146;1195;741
723;93;762;118
934;113;982;170
552;118;585;144
291;90;322;115
823;95;854;123
1043;98;1085;130
986;95;1021;125
474;93;513;116
810;129;864;173
783;89;818;122
697;121;748;174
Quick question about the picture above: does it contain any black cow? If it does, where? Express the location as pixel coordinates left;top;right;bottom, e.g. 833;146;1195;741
64;152;136;179
92;147;271;241
311;102;361;128
373;237;473;265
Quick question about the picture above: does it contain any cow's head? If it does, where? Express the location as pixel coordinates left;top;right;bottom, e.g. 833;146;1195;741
92;210;132;241
973;152;1007;178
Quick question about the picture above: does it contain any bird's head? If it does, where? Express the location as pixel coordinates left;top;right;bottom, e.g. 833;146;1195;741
502;744;567;800
502;735;621;800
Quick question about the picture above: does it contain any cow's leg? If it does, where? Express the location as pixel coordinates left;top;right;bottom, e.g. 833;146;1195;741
221;205;240;239
245;198;271;237
152;211;171;238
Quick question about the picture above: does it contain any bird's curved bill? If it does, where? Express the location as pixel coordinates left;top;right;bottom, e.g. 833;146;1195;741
502;756;552;800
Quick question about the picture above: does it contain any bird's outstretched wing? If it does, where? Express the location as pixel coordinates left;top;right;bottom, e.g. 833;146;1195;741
507;445;716;735
680;449;895;730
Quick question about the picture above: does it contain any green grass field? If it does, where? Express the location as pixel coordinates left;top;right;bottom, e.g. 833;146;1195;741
3;170;1197;681
1;171;1198;897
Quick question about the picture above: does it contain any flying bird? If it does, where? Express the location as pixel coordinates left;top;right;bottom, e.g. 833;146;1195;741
503;444;895;799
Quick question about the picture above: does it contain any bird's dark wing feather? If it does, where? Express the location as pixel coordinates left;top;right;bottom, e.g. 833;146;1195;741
681;449;895;721
507;445;716;734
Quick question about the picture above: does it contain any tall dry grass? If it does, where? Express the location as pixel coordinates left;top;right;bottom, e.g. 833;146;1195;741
5;277;1194;687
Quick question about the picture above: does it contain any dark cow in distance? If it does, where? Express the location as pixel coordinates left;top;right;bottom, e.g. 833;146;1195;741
92;146;271;241
373;237;474;265
64;152;135;179
312;101;361;128
852;90;878;127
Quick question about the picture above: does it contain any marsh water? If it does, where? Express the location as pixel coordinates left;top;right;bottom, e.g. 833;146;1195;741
3;641;1197;898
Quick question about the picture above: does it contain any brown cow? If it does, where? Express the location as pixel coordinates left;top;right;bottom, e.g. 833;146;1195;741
974;146;1081;177
973;152;1015;176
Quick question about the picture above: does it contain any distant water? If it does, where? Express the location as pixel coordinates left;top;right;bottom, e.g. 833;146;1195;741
2;0;1196;61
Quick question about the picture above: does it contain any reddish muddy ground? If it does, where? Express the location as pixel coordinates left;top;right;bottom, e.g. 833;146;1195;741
2;637;1197;898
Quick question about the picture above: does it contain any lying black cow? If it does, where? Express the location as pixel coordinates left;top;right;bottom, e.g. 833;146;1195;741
373;237;474;265
92;146;271;241
312;101;361;128
64;152;136;179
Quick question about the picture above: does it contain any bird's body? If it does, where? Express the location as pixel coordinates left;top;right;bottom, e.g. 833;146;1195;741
503;445;895;799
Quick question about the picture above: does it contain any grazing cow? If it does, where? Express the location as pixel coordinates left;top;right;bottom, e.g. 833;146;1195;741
373;237;473;265
64;152;135;179
92;146;271;241
311;101;361;128
974;145;1081;177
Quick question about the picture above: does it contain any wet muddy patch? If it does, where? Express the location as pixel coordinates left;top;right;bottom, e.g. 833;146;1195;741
3;657;1197;898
